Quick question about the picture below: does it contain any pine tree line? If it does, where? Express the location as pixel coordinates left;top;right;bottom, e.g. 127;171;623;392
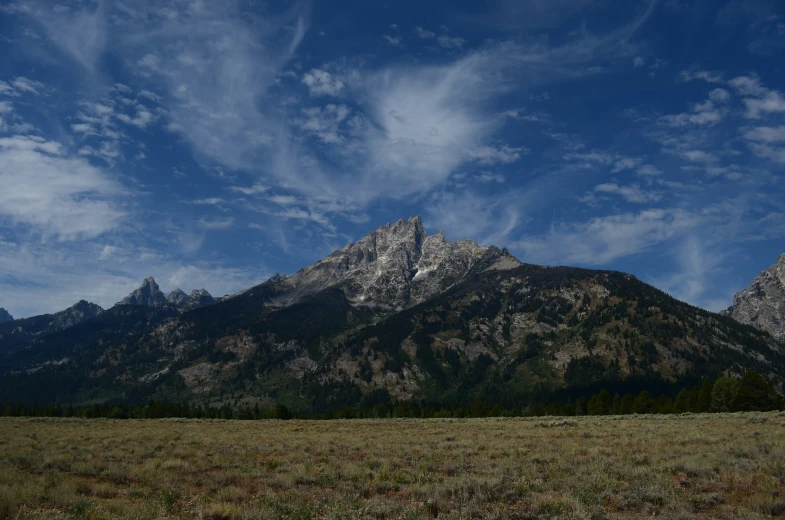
1;371;781;420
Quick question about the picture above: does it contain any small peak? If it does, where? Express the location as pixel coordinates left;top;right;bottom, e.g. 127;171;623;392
142;277;158;287
67;300;103;317
190;288;211;298
778;253;785;264
264;273;288;286
0;307;13;323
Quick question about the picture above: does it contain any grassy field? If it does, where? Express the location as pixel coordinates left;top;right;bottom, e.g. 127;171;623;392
1;414;784;519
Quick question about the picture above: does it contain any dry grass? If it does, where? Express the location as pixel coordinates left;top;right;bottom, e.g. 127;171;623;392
1;413;785;519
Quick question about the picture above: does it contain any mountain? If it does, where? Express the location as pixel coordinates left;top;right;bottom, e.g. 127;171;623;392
0;308;12;324
118;277;168;307
1;217;783;410
0;300;103;355
727;254;785;341
273;216;520;309
166;288;215;310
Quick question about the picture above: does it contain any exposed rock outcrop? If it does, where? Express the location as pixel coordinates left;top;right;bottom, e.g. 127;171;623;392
728;254;785;341
276;216;521;309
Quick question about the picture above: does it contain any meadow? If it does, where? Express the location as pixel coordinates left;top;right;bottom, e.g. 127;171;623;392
1;413;784;519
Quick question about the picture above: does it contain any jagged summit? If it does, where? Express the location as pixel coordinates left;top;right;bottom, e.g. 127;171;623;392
728;253;785;341
0;308;13;324
263;273;288;286
276;215;521;308
117;281;215;310
118;277;168;307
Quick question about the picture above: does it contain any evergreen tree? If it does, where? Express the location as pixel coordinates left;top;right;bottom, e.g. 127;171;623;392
611;393;622;415
673;389;691;413
732;371;782;412
620;394;634;414
631;391;654;414
695;380;712;413
710;376;738;412
687;386;700;412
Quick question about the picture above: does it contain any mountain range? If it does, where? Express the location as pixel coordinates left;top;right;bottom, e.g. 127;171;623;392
0;216;783;410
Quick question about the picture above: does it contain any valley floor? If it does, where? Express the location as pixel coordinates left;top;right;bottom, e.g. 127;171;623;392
1;414;784;519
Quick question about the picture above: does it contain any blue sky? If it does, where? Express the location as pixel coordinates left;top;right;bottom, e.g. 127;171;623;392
1;0;784;318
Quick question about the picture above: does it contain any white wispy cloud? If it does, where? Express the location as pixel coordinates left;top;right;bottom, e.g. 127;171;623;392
660;88;729;127
123;2;308;170
198;217;234;230
730;75;785;119
743;125;785;143
513;209;701;265
382;35;402;47
466;145;527;165
301;69;345;97
594;183;662;203
229;183;269;196
294;104;351;144
415;27;435;39
0;135;125;240
437;35;466;49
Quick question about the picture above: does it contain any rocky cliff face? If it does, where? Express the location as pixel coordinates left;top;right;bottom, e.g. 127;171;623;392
119;277;168;307
277;216;521;309
0;308;12;324
728;254;785;341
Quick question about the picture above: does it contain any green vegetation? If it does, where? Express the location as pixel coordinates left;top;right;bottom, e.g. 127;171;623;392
2;414;785;519
2;371;781;420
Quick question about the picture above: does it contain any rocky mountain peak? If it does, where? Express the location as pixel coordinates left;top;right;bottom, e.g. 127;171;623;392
263;273;288;286
728;253;785;341
276;216;521;308
166;289;190;307
119;277;168;307
166;287;214;310
49;301;103;330
69;300;102;315
0;308;13;324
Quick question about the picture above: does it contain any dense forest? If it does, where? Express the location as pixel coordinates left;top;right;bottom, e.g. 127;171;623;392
3;370;781;420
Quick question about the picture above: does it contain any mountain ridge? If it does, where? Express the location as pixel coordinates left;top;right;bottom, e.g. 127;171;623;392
1;216;783;410
0;300;103;355
118;278;215;311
